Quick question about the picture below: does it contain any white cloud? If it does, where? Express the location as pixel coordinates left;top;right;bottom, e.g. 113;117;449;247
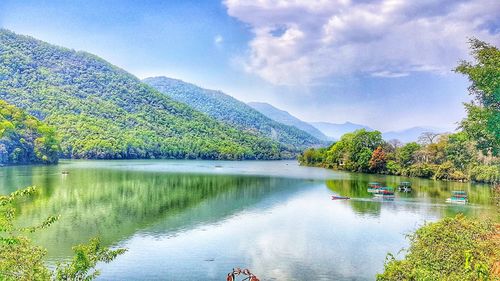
214;34;224;46
224;0;500;85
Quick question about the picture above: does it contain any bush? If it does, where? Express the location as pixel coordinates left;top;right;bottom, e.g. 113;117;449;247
434;161;457;181
386;160;402;175
377;215;500;281
470;165;500;184
403;163;438;178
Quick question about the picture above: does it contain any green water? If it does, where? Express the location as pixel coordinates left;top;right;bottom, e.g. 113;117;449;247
0;160;496;280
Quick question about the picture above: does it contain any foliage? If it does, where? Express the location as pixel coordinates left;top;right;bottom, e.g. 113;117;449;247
0;29;292;160
298;147;328;166
0;186;125;280
469;165;500;184
144;77;324;149
377;215;500;281
54;237;126;281
455;39;499;156
0;100;59;164
369;146;387;173
321;129;383;172
300;130;499;184
397;142;420;168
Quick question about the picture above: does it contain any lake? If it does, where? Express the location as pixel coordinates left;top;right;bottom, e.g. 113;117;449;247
0;160;496;280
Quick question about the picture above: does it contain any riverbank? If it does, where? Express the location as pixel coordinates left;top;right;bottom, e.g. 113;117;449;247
298;130;499;185
300;161;499;185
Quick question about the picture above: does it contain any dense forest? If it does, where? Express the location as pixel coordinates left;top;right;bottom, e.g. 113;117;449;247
0;100;59;164
0;29;299;160
299;39;500;184
143;76;324;149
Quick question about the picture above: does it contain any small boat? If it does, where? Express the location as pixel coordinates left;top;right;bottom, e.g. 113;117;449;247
367;182;382;193
398;181;412;192
332;195;350;200
374;187;395;199
446;191;467;204
61;171;69;175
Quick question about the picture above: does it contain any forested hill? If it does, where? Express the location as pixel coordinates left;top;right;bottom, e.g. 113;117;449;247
247;102;328;141
0;100;59;164
0;29;291;160
143;76;323;149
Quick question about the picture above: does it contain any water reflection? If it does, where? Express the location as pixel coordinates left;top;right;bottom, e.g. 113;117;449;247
325;174;495;218
0;160;496;280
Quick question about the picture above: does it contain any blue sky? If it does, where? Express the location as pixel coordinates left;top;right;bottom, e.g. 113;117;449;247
1;0;499;131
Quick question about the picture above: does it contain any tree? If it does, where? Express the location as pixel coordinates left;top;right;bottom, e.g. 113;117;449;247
369;146;387;173
0;186;125;280
417;132;440;145
397;142;420;168
455;38;500;156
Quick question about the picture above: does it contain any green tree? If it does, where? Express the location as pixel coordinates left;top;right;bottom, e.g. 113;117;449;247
455;39;500;156
397;142;420;168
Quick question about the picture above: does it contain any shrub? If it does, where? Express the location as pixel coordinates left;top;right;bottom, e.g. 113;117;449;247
404;163;438;178
377;215;500;281
470;165;500;184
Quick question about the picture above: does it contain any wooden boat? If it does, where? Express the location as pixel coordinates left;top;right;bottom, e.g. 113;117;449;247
397;181;412;192
374;187;395;199
446;191;467;204
331;195;350;200
367;182;382;193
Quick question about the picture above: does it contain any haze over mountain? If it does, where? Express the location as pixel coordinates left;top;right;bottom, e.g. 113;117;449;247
143;76;322;149
382;126;452;143
310;122;373;140
247;102;328;141
0;29;294;160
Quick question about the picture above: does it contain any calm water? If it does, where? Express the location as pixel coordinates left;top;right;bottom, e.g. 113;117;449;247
0;160;496;280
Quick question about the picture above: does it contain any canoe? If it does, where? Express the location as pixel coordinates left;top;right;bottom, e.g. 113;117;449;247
332;195;350;200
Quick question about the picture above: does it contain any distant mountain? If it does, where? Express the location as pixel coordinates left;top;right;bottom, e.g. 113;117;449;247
310;122;373;140
0;29;291;160
247;102;329;141
143;77;322;149
382;127;451;143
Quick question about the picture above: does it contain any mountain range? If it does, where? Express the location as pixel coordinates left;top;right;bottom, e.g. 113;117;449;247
143;77;322;149
0;29;298;160
0;29;449;163
247;102;329;141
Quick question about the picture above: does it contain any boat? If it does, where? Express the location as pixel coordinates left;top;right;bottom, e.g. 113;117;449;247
374;187;395;199
397;181;412;192
446;191;467;204
367;182;382;193
331;195;350;200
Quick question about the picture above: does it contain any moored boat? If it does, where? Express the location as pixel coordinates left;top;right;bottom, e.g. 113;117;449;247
446;191;467;204
367;182;382;193
374;187;395;199
397;181;412;192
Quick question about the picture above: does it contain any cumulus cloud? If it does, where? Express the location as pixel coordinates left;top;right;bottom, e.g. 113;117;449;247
224;0;500;85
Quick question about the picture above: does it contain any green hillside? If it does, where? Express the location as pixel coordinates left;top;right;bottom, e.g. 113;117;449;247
0;29;288;160
0;100;59;164
143;76;323;149
247;101;328;141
